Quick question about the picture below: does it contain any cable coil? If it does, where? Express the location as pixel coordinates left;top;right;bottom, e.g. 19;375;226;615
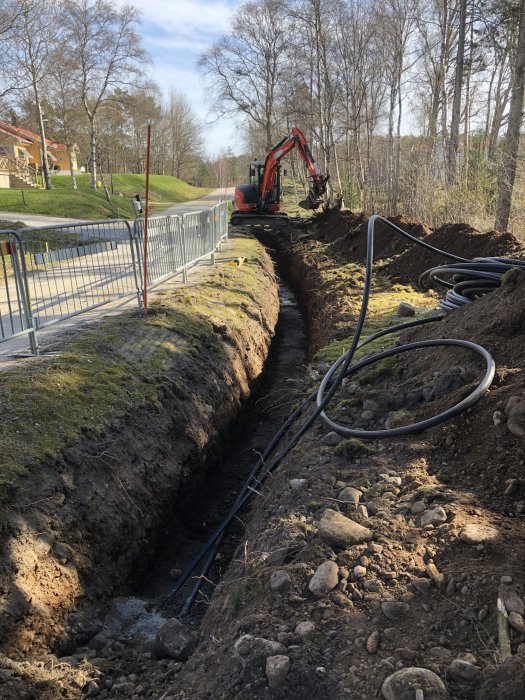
163;214;523;613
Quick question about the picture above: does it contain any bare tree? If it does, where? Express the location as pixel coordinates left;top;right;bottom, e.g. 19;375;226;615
495;0;525;231
200;0;287;149
164;89;203;179
64;0;148;188
6;0;61;189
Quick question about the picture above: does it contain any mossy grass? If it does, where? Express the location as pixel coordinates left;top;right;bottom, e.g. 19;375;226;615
0;238;266;510
334;438;377;458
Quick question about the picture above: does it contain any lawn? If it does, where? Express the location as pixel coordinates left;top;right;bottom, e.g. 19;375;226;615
0;174;212;221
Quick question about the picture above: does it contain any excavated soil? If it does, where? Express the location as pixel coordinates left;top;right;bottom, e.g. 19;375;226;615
1;214;525;700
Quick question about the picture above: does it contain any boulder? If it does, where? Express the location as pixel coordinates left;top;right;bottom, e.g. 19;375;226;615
318;509;373;548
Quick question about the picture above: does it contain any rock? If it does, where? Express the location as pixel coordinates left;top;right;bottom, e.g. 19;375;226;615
308;560;339;597
411;501;426;515
356;504;369;518
381;601;410;621
321;432;343;446
295;621;315;641
362;410;375;421
412;578;432;594
265;655;290;688
504;479;520;496
267;546;292;565
318;509;373;547
509;612;525;634
290;478;307;490
505;396;525;438
493;410;506;426
353;565;367;579
448;659;481;682
500;586;525;617
233;635;286;665
420;506;447;527
459;523;499;545
368;542;383;554
426;562;445;589
501;575;514;584
382;667;449;699
338;486;362;506
363;579;380;592
430;647;452;660
155;619;197;660
270;570;291;592
331;590;353;608
367;501;379;515
397;302;416;317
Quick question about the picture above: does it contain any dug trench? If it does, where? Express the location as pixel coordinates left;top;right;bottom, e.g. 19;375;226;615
1;213;525;700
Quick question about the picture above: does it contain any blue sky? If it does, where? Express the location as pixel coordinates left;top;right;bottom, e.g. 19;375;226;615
120;0;245;157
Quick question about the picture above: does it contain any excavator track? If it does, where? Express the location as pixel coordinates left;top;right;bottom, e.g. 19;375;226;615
230;212;291;229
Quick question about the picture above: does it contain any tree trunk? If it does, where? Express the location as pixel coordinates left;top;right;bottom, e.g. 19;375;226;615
89;115;97;189
68;145;77;190
495;0;525;232
447;0;467;184
34;81;52;190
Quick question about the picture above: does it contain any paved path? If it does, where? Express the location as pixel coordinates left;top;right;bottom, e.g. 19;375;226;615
159;187;234;217
0;212;87;227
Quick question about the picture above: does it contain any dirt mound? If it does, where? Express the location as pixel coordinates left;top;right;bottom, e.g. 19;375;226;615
311;210;433;264
387;222;524;282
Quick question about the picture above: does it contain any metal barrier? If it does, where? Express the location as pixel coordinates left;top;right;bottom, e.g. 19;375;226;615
0;201;229;354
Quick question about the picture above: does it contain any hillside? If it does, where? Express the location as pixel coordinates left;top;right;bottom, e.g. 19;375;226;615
0;174;212;220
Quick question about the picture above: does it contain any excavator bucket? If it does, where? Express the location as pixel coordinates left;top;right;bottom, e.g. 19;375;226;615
298;193;323;210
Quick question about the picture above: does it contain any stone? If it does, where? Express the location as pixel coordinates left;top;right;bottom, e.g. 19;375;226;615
318;509;373;548
411;501;426;515
509;612;525;634
420;506;447;527
265;655;290;688
270;570;291;592
448;659;481;682
308;560;339;597
505;396;525;438
426;562;445;589
367;501;379;515
353;565;367;579
382;667;449;699
459;524;499;545
155;619;197;660
233;635;286;664
295;621;316;641
397;302;416;318
504;479;520;496
381;601;410;621
290;478;307;490
501;575;513;584
362;410;375;421
493;411;506;426
338;486;363;506
321;432;343;446
500;587;525;616
430;647;452;660
356;504;369;518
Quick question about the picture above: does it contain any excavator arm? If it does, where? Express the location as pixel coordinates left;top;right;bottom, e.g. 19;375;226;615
259;127;329;210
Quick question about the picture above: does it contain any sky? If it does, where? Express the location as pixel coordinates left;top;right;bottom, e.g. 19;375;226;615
118;0;245;157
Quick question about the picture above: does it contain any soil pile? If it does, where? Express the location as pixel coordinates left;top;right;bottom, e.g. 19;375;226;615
386;222;523;282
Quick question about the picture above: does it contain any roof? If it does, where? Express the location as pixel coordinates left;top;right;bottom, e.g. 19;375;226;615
0;120;67;151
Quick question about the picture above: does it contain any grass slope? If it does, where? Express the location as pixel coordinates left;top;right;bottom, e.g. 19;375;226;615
0;174;212;221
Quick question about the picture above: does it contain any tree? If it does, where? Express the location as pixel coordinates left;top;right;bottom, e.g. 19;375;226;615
6;0;61;189
200;0;287;149
164;89;203;179
495;0;525;231
64;0;148;188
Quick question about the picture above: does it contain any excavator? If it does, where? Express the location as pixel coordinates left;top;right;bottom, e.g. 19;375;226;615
230;127;329;227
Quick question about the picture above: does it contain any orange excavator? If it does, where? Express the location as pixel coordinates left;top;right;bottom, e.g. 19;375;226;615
230;127;329;227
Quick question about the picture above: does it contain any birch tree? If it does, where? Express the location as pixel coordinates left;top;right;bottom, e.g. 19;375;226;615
64;0;148;189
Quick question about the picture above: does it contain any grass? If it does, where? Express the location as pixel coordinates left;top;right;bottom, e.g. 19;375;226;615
0;238;268;513
334;438;377;459
0;174;212;221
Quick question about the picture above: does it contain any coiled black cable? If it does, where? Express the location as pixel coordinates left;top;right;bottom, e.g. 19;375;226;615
163;214;523;614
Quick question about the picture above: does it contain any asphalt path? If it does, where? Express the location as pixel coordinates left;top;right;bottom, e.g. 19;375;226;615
0;188;234;357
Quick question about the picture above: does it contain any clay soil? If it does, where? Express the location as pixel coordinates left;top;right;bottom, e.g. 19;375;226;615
1;214;525;700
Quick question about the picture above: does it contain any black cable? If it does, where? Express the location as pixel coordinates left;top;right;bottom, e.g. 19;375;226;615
163;214;522;613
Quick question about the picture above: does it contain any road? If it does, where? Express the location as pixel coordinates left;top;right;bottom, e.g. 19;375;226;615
0;189;233;358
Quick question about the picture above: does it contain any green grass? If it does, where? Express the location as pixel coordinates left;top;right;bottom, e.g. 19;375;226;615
0;174;212;221
334;438;377;458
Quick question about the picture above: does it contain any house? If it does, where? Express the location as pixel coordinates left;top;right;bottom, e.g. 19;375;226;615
0;120;79;189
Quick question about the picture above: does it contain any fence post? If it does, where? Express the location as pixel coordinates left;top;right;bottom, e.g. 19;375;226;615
128;220;144;309
180;215;188;283
11;232;39;355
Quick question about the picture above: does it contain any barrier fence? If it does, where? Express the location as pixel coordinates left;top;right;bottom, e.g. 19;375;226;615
0;201;228;354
